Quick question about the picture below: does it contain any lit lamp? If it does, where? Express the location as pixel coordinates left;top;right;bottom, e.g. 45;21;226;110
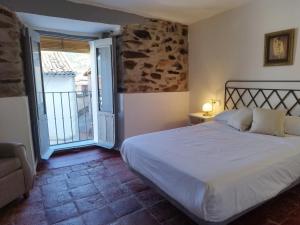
202;99;217;116
202;102;213;116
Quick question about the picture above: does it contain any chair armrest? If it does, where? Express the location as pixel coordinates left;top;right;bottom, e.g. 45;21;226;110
0;142;34;190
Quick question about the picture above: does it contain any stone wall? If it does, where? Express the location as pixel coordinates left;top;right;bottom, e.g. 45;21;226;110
117;19;188;93
0;5;24;97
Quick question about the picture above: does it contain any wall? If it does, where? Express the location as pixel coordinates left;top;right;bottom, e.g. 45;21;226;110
0;5;24;97
117;19;188;93
189;0;300;113
0;0;145;26
118;92;189;142
0;97;35;170
117;19;189;142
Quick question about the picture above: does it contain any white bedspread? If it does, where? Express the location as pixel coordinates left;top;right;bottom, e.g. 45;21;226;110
121;121;300;222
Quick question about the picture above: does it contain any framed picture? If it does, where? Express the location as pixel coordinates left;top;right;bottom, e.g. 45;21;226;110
264;29;295;66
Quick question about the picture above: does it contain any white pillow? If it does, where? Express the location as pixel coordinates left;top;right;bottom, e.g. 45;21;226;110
250;108;286;137
285;116;300;136
214;110;236;123
227;107;253;131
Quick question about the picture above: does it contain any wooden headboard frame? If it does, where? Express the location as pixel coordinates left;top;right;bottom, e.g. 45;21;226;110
224;80;300;116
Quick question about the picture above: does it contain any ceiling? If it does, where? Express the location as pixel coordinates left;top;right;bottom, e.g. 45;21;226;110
17;12;120;37
68;0;253;24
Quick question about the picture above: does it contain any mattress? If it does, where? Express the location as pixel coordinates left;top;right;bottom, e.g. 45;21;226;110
121;121;300;222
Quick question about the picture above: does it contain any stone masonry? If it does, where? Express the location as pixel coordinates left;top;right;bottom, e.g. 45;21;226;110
117;19;188;93
0;5;24;97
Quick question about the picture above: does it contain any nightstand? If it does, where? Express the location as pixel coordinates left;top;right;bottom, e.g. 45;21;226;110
189;112;215;125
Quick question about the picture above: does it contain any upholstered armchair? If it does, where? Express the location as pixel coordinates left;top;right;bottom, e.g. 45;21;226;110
0;143;34;208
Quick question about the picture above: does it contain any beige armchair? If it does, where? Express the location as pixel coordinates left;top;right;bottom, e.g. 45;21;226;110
0;143;34;208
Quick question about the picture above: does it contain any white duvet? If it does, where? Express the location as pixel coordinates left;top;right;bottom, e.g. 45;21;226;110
121;121;300;222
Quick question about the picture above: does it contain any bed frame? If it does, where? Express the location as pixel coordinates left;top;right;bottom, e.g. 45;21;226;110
131;80;300;225
225;80;300;115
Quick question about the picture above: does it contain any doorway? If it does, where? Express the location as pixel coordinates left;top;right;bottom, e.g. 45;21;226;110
40;36;94;149
24;29;117;160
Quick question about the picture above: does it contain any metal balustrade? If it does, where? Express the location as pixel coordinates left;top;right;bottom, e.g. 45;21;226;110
45;91;94;146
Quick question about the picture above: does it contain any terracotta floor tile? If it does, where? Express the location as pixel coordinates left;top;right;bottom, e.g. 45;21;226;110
67;170;89;178
70;183;99;199
263;197;298;224
3;148;300;225
45;202;78;224
53;216;85;225
136;189;164;207
124;178;149;193
26;186;42;203
45;149;105;169
109;196;142;218
162;214;197;225
75;193;107;214
230;214;269;225
97;150;120;161
148;200;181;222
51;167;73;176
71;164;90;172
107;164;128;175
93;176;121;191
85;160;103;169
116;210;160;225
87;165;106;175
41;181;68;194
66;176;91;189
103;158;124;167
264;221;281;225
14;210;47;225
281;218;300;225
35;175;49;186
101;185;132;203
1;221;16;225
114;170;137;183
13;200;44;214
47;174;68;184
43;191;73;208
88;168;111;180
82;207;116;225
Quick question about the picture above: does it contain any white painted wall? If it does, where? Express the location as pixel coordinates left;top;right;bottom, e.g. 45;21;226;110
118;92;190;144
0;97;35;170
189;0;300;113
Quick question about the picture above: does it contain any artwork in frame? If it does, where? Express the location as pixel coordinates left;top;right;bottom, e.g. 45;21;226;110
264;29;296;66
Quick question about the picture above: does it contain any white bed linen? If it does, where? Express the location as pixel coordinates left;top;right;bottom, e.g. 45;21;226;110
121;121;300;222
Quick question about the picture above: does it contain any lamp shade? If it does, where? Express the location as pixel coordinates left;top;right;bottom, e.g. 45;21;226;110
202;102;213;112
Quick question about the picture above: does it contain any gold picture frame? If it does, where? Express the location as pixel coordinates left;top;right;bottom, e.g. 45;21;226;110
264;29;295;66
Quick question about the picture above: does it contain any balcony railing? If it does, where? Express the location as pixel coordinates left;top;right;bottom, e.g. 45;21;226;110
45;91;93;146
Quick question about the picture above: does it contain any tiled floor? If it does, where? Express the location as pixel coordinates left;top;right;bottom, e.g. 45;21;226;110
1;148;300;225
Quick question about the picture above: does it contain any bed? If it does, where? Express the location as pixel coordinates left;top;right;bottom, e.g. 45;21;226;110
121;80;300;225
